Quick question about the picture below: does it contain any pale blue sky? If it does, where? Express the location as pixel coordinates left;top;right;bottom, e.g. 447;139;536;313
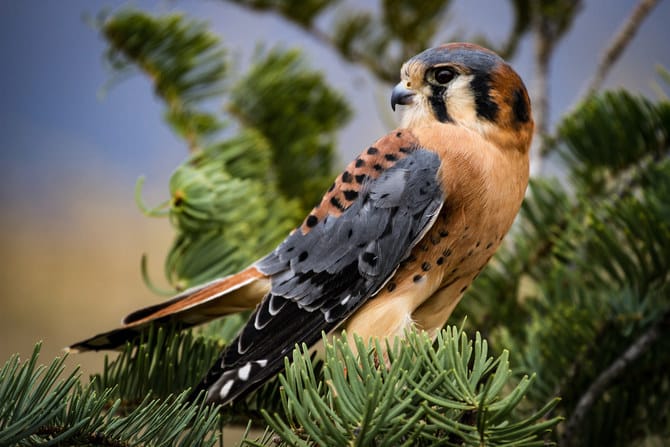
1;0;669;211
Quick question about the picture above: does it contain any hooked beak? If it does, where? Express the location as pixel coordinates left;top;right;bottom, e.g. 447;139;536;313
391;82;415;111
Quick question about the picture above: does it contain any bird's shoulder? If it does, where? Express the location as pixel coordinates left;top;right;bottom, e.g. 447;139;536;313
298;128;423;232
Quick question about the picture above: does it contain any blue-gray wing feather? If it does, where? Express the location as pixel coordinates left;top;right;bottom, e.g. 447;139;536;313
194;148;444;404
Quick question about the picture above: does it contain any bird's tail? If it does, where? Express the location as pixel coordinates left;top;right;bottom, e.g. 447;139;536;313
68;266;270;352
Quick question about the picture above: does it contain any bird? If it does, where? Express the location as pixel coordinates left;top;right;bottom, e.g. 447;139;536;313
70;42;533;405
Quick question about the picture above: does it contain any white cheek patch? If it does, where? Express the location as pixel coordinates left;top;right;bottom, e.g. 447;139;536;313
399;94;434;128
445;74;477;123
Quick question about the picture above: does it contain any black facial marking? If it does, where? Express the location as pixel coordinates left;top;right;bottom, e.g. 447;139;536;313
470;72;499;122
343;190;359;201
342;171;353;183
512;87;530;123
330;196;345;211
367;147;379;155
355;158;365;168
306;215;318;227
355;174;366;184
429;85;452;123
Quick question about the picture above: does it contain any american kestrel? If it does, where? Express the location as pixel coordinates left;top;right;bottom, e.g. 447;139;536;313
71;43;533;405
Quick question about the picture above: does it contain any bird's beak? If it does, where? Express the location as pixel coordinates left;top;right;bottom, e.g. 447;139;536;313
391;82;415;111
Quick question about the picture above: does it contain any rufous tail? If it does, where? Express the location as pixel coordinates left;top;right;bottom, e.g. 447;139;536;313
68;266;269;352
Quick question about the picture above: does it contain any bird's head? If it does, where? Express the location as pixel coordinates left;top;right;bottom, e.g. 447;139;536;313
392;43;533;151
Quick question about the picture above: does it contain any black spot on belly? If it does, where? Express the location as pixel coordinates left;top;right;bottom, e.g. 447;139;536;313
342;171;353;183
421;262;431;271
436;257;444;265
413;275;422;283
385;153;398;162
355;158;365;168
373;163;383;171
367;147;379;155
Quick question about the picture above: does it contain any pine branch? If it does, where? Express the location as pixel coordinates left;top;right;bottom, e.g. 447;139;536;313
0;343;222;446
101;10;228;151
585;0;662;95
257;328;561;446
561;310;670;446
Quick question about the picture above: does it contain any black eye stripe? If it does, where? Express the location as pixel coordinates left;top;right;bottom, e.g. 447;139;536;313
429;85;452;123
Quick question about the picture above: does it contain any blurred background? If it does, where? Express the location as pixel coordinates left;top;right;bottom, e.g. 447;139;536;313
1;0;669;381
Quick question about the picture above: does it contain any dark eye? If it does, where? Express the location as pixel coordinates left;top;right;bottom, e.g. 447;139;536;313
433;67;455;84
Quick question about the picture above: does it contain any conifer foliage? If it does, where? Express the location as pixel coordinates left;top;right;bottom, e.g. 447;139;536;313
2;2;669;446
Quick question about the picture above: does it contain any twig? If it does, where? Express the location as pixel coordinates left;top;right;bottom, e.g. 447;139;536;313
561;311;669;446
585;0;662;95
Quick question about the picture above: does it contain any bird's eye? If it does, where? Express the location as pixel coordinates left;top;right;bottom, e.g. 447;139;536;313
433;67;455;85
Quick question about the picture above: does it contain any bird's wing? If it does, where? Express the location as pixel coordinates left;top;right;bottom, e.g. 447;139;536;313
194;131;445;403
